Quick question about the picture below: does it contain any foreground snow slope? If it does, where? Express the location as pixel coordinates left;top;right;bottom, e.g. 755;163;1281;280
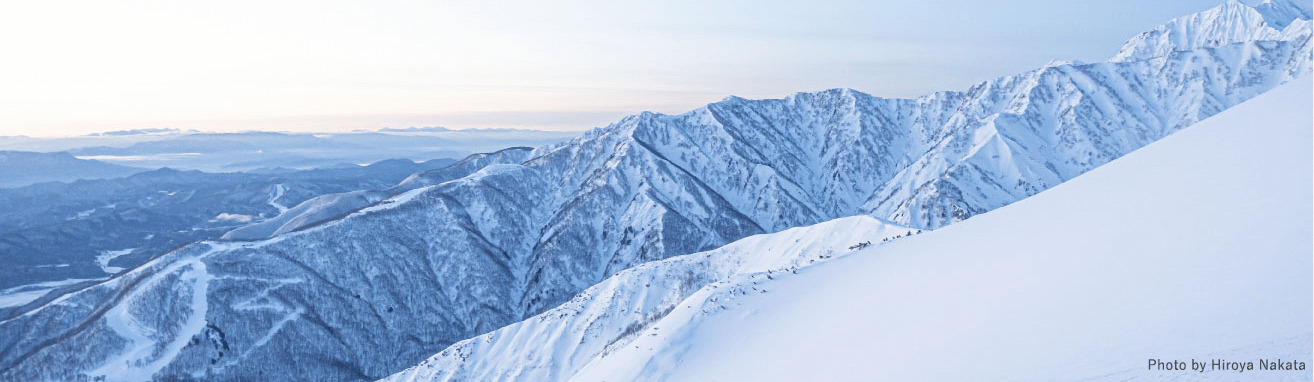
385;217;914;382
572;78;1313;381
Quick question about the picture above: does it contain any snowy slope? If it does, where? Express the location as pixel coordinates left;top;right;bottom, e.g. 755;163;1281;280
0;2;1308;381
385;216;914;382
570;78;1313;382
222;147;534;241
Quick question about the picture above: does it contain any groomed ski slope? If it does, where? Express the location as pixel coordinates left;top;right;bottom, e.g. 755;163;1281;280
571;79;1313;381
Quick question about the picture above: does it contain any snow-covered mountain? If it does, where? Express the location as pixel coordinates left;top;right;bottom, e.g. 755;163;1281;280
222;147;537;241
388;78;1310;382
0;1;1308;381
485;70;1309;382
384;215;916;382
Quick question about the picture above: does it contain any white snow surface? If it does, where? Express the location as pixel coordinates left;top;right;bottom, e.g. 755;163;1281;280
96;248;134;274
0;278;103;309
268;183;289;213
210;213;254;223
385;216;915;382
567;78;1313;381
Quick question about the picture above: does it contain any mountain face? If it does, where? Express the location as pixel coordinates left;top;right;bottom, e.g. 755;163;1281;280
220;148;533;241
385;216;914;382
0;150;144;188
1112;1;1313;63
506;75;1310;382
0;1;1309;381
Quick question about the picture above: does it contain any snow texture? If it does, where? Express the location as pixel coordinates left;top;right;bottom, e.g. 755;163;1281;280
0;2;1308;381
501;71;1312;382
386;216;913;382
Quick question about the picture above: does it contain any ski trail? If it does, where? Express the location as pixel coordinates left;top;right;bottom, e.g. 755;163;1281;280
268;184;289;214
88;246;219;381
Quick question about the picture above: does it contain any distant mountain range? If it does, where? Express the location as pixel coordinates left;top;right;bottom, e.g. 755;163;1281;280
0;128;578;175
0;151;143;188
0;1;1308;381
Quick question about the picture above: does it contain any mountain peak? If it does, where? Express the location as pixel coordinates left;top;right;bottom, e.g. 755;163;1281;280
1109;0;1304;62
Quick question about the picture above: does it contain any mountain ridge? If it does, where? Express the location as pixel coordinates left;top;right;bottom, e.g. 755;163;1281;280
0;1;1308;380
568;73;1314;382
385;78;1311;382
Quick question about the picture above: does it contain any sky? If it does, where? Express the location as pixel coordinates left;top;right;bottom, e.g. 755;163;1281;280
0;0;1229;137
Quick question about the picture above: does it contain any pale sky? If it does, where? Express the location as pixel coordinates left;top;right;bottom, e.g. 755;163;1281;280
0;0;1227;137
